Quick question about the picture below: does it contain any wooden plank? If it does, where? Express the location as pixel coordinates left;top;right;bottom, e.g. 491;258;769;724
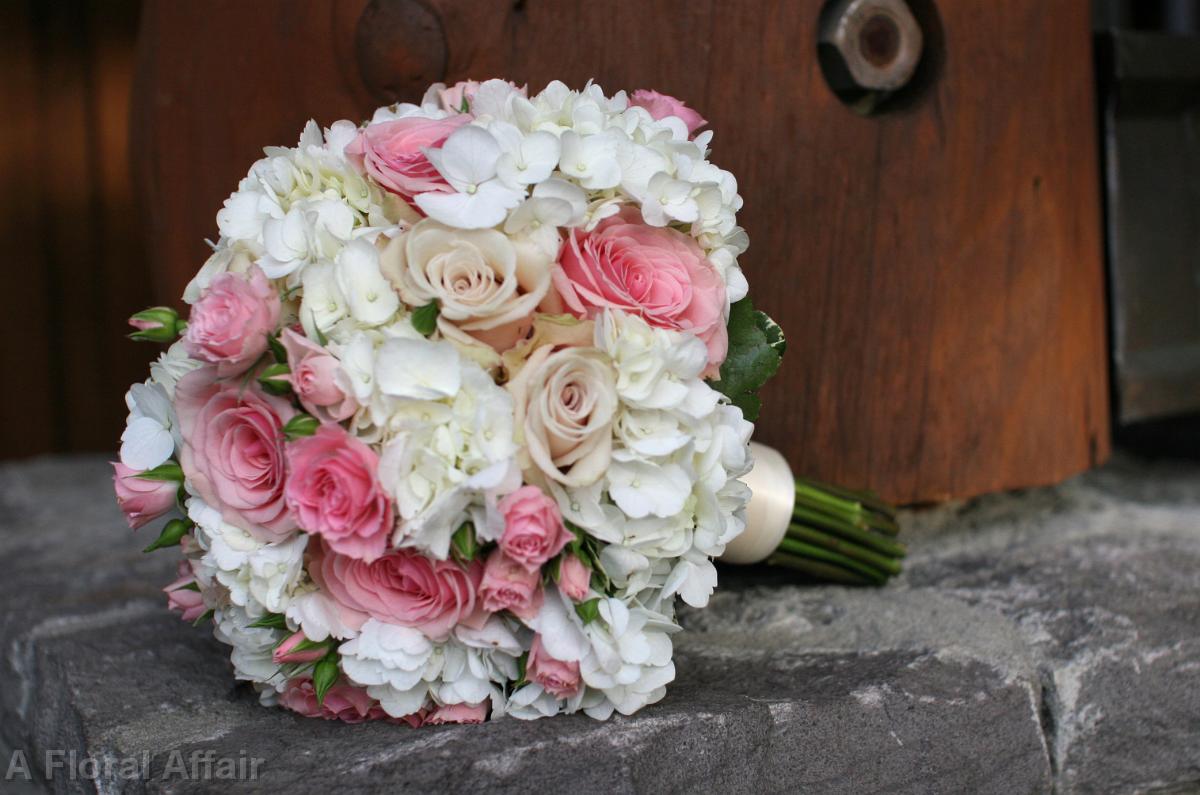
0;1;61;456
133;0;1109;503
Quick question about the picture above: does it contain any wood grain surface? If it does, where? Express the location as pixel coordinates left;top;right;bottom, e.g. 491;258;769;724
132;0;1109;503
1;0;150;458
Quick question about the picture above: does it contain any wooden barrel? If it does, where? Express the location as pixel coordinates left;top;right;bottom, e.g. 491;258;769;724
133;0;1109;503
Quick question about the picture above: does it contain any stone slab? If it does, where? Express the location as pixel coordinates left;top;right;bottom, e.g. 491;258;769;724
1;455;1198;793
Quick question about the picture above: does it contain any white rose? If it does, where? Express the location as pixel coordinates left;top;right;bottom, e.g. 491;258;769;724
507;345;616;488
380;219;550;345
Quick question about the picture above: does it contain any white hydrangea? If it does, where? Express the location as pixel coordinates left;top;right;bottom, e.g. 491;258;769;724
213;603;287;692
188;498;306;614
339;617;520;719
215;120;400;286
528;589;678;719
340;618;436;717
120;382;178;471
361;338;521;558
148;341;202;398
284;587;360;642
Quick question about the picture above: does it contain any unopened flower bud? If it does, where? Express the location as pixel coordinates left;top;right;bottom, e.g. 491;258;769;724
273;631;328;665
128;307;183;343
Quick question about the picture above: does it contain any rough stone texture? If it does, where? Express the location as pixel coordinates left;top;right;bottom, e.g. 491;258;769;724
1;455;1198;794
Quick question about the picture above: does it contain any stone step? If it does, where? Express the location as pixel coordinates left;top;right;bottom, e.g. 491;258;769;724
1;455;1197;794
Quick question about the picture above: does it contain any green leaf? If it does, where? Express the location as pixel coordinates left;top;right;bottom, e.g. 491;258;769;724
143;518;193;553
283;414;320;441
711;298;785;421
192;608;215;627
451;522;479;563
258;362;292;396
411;302;439;337
756;310;786;357
134;460;184;483
312;654;340;705
266;332;288;364
248;612;290;630
574;597;602;625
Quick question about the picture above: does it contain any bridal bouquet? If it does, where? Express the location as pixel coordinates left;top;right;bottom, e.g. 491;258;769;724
113;79;787;725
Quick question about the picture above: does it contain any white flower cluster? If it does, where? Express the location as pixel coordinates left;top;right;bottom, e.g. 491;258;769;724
121;79;759;724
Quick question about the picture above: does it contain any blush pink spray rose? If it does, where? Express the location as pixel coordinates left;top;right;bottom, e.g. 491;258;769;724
183;267;281;377
497;486;572;573
345;115;470;200
285;426;393;562
175;368;296;541
553;211;728;373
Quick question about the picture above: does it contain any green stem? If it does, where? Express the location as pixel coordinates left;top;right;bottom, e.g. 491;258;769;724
791;504;908;559
776;537;888;585
794;481;863;524
766;551;876;586
862;510;901;537
786;525;903;576
794;475;896;518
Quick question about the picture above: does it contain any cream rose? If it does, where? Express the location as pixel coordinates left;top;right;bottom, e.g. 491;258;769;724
380;219;551;351
507;346;616;488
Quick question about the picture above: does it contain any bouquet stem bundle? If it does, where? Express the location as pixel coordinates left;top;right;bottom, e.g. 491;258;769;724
767;478;905;586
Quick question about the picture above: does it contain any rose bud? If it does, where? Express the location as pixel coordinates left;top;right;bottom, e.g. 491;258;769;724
557;554;591;601
479;550;542;622
164;563;206;623
273;630;328;665
497;486;572;573
128;306;183;343
112;461;177;529
527;634;582;699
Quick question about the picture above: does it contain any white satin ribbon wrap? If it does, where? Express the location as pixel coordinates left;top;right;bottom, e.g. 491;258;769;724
720;441;795;564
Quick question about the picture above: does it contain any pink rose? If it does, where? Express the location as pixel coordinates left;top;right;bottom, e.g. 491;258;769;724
312;542;485;641
273;631;327;665
280;677;382;724
497;486;572;573
478;550;543;621
425;702;488;725
175;368;296;541
436;79;527;113
437;80;483;112
557;554;591;601
345;115;470;200
163;562;206;623
280;328;356;422
112;462;177;529
553;211;728;372
184;267;281;377
629;89;707;135
285;426;392;562
527;634;581;699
